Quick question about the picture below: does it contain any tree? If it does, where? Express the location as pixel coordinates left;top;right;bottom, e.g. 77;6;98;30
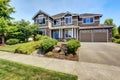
29;24;39;40
0;0;15;20
104;18;118;37
0;17;8;44
118;26;120;34
104;18;113;25
112;27;119;37
6;19;39;42
0;0;15;44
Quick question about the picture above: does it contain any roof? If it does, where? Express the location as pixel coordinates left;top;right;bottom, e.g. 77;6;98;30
51;12;79;19
51;13;65;19
79;24;113;30
79;13;102;17
32;10;103;20
32;10;51;20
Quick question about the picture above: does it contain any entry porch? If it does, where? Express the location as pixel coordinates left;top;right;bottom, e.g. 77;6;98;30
50;28;78;40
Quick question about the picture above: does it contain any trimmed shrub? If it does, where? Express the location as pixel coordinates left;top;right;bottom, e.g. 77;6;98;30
45;51;53;57
35;35;50;41
6;39;20;45
112;37;116;42
34;40;43;49
15;45;35;55
67;39;81;54
67;54;74;58
39;39;58;53
15;41;42;54
115;39;120;44
114;34;120;39
34;34;42;41
41;36;50;40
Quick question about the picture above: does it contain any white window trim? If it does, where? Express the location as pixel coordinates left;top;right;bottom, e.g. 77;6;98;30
40;29;46;36
37;15;46;25
64;16;72;25
82;17;94;24
64;29;73;38
53;19;61;26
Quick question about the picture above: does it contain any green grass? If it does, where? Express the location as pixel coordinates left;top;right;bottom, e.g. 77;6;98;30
0;43;22;52
0;41;42;53
0;59;77;80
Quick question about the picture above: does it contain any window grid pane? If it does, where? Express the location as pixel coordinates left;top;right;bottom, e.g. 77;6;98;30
83;18;93;24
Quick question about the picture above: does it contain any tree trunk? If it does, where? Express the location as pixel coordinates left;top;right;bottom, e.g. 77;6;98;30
1;36;5;44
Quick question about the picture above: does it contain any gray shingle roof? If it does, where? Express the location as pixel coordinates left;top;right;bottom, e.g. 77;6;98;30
33;10;102;20
51;13;79;19
51;13;65;19
79;13;102;17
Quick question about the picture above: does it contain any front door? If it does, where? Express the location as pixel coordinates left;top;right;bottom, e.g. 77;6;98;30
53;30;59;40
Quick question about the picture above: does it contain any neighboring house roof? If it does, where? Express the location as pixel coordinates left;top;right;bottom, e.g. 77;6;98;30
79;13;102;17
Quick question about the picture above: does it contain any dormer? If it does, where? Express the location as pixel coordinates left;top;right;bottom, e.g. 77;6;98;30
78;13;102;27
64;11;72;25
32;10;52;27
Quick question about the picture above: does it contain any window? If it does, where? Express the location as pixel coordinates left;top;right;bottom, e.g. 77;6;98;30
65;16;72;24
54;19;61;26
64;29;72;38
36;15;46;25
83;18;94;24
39;29;46;36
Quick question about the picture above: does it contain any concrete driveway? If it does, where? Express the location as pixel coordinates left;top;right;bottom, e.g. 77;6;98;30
79;42;120;66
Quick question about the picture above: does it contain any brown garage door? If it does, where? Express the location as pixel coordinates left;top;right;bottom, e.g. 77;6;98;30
79;29;108;42
80;30;92;42
93;29;107;42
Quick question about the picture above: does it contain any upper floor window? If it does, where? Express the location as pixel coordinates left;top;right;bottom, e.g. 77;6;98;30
36;15;46;25
65;16;72;24
53;19;61;26
83;18;94;24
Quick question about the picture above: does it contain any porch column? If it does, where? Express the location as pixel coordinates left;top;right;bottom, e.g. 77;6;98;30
49;30;51;38
77;29;79;40
72;28;73;38
61;29;63;38
59;29;61;38
74;28;76;38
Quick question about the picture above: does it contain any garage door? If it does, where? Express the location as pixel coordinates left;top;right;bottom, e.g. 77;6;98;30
79;29;108;42
80;30;92;42
93;29;107;42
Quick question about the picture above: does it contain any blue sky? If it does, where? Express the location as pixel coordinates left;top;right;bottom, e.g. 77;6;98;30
10;0;120;26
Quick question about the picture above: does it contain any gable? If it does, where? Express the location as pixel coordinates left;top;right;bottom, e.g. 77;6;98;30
32;10;51;20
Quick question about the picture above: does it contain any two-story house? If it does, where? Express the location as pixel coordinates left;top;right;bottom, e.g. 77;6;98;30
32;10;113;42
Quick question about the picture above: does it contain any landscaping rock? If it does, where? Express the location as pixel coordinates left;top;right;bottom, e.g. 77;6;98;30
53;46;61;53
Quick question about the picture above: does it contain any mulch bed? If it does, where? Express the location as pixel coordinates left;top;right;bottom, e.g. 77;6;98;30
44;50;79;61
0;44;6;46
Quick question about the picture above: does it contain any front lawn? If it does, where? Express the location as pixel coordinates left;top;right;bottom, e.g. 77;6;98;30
0;41;41;54
0;43;22;52
0;59;77;80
